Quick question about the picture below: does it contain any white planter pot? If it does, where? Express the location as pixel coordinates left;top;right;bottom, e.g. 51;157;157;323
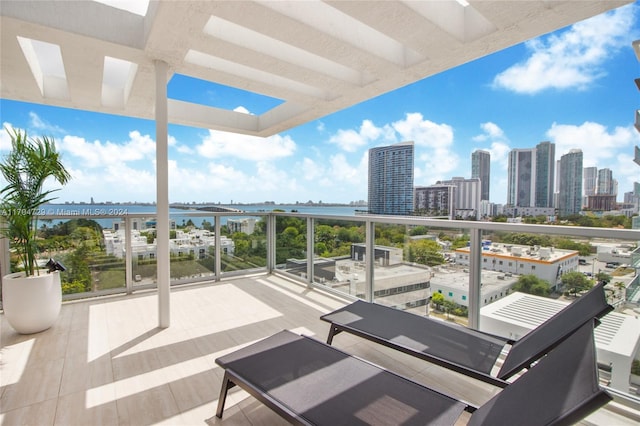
2;271;62;334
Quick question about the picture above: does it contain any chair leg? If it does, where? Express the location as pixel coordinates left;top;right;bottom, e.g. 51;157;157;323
326;326;342;345
216;372;236;418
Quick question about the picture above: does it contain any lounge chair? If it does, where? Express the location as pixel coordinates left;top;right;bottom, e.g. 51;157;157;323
320;282;612;387
214;320;610;425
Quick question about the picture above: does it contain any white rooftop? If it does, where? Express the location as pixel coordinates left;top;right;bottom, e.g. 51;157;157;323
1;0;631;136
431;268;516;292
482;291;640;357
456;243;578;263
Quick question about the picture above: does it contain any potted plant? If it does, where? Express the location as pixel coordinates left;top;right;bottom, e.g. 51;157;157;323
0;127;71;334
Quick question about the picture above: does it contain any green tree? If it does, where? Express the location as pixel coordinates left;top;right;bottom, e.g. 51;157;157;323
408;239;445;266
450;234;470;250
561;271;593;296
553;238;592;256
64;243;93;292
409;225;430;236
442;299;456;320
595;271;611;285
512;274;550;296
431;292;444;311
0;128;71;275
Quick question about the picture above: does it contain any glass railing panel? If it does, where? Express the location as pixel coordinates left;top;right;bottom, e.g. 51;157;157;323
167;214;217;285
312;217;366;298
38;216;126;297
220;214;267;275
275;215;308;278
371;222;471;322
124;215;158;288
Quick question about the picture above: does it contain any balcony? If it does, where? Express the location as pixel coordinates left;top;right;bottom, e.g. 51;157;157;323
1;211;640;425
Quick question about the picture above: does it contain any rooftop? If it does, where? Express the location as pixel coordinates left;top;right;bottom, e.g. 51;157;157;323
482;291;640;357
456;243;578;263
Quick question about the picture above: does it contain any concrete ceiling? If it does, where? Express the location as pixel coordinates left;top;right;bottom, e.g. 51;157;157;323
1;0;632;137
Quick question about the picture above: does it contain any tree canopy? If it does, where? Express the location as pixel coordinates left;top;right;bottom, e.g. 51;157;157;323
512;274;550;296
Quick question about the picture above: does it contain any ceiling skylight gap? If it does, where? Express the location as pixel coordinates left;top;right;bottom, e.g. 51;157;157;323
166;73;286;116
16;36;69;100
102;56;138;109
402;0;496;43
92;0;149;16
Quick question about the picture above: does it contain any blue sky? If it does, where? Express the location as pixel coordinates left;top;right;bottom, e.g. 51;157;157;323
1;2;640;205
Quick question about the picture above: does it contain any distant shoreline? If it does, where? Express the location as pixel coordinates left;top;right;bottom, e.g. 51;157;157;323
52;201;368;208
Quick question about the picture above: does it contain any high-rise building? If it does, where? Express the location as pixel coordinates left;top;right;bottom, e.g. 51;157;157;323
368;141;414;215
558;149;583;217
597;168;615;196
507;148;535;207
471;150;490;201
535;141;555;208
583;166;597;197
414;185;454;218
437;177;481;219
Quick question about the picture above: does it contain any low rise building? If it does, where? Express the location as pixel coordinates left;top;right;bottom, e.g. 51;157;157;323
454;243;579;291
430;268;517;307
227;217;258;234
481;291;640;394
104;228;234;259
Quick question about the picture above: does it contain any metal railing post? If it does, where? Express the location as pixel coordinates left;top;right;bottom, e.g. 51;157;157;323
468;228;482;330
215;216;221;279
306;217;314;286
365;219;375;302
267;214;276;272
125;216;133;294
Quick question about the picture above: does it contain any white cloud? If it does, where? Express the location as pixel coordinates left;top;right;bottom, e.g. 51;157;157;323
546;121;637;166
328;119;395;152
493;5;636;94
392;113;454;149
473;122;504;142
326;113;459;188
389;113;458;186
546;121;640;202
62;163;155;203
59;131;156;168
196;129;296;161
300;157;323;181
0;122;15;150
233;106;251;114
472;122;511;168
29;112;65;134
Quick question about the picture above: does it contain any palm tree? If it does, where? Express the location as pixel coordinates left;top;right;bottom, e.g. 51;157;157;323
0;127;71;276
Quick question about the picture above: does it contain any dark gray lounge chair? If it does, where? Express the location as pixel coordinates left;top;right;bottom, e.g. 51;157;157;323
215;320;610;425
320;282;612;387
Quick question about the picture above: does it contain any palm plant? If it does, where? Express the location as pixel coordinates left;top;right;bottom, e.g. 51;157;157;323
0;127;71;276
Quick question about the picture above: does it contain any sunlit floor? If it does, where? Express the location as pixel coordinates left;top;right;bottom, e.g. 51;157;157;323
0;274;637;425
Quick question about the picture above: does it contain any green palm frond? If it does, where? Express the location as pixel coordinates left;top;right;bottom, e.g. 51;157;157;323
0;127;71;276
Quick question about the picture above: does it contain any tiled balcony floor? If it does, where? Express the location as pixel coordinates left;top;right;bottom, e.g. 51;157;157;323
0;274;637;425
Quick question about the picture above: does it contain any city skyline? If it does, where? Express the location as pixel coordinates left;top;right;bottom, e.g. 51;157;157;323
1;3;640;205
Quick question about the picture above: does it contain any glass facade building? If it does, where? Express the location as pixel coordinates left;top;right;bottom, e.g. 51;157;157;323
471;149;490;201
368;141;414;215
535;141;555;208
558;149;583;217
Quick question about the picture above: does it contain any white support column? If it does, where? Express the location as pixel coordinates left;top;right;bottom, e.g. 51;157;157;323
155;60;170;328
